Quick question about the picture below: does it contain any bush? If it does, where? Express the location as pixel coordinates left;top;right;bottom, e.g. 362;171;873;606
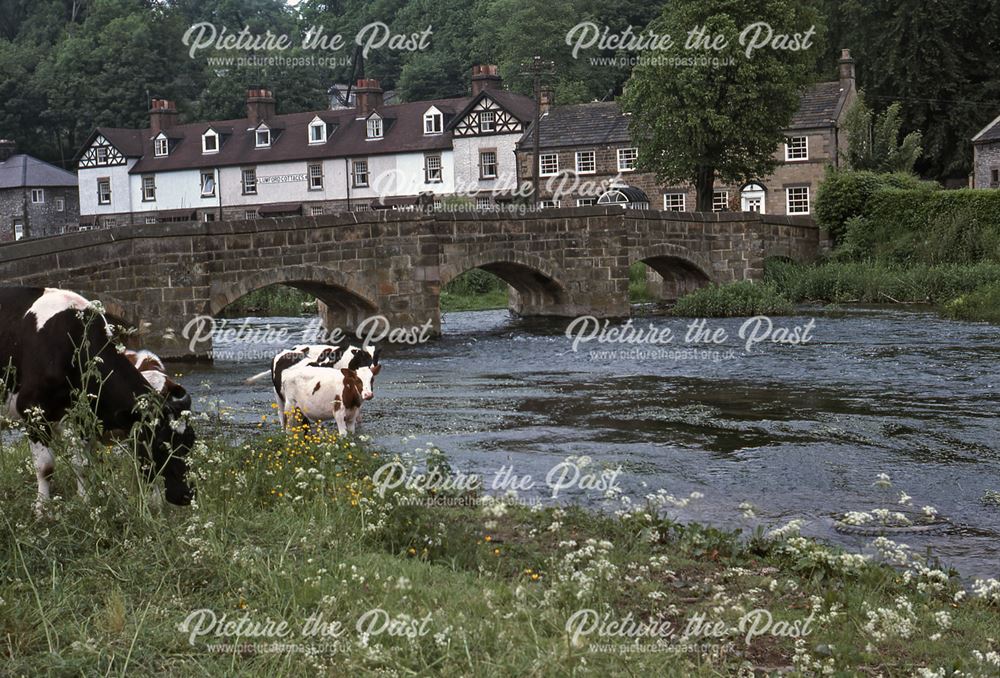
942;282;1000;323
848;189;1000;265
671;281;792;317
814;168;931;246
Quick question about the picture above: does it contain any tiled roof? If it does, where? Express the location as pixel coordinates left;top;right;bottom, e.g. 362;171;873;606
972;113;1000;144
99;90;535;175
520;81;848;148
789;81;845;129
0;154;77;189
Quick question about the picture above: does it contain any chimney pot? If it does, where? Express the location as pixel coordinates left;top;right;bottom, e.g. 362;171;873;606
149;98;178;134
471;64;502;96
246;87;276;125
838;48;856;89
354;78;384;117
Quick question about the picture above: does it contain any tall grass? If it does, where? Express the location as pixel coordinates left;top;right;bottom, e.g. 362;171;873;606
671;281;793;317
220;285;316;317
440;269;508;311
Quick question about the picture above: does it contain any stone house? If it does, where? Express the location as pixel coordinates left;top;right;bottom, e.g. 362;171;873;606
515;50;859;216
971;114;1000;188
0;141;80;242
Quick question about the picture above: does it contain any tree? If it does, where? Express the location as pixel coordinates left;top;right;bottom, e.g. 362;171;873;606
621;0;821;211
843;92;922;173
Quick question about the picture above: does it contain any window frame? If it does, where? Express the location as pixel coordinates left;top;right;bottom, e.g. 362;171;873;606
784;136;809;161
479;149;498;179
241;167;257;195
712;190;729;212
30;188;44;204
663;193;686;211
200;171;216;197
255;127;271;149
575;150;596;174
785;186;810;214
96;147;108;164
141;175;156;202
366;116;383;140
55;197;65;212
154;136;169;157
352;159;369;187
244;209;258;220
97;178;112;205
539;199;561;209
576;197;597;206
617;147;638;172
478;110;496;133
13;220;23;241
308;162;324;190
539;153;559;177
424;153;442;183
423;111;443;135
309;120;327;144
202;130;219;154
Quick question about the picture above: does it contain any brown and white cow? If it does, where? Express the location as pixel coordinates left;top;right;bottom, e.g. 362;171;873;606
279;361;382;435
0;287;196;510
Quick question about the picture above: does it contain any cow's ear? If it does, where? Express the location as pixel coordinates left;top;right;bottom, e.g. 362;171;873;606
165;381;192;414
372;364;382;375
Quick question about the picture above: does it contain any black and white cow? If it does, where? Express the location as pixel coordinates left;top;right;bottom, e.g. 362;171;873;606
245;344;379;428
0;287;196;509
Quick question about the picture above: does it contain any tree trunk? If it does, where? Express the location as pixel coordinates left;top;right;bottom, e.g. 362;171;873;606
695;166;715;212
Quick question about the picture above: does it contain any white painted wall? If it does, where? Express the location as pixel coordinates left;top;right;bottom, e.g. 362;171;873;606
78;159;136;216
452;133;520;195
129;168;221;214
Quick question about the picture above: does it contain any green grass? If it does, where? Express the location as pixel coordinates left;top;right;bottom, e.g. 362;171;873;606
671;281;793;317
440;269;508;312
629;262;656;303
2;414;999;675
941;282;1000;323
219;285;316;317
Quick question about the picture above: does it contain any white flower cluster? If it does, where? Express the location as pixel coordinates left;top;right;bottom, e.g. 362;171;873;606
543;538;618;603
871;536;910;566
767;518;805;540
861;596;917;642
780;537;870;576
972;578;1000;604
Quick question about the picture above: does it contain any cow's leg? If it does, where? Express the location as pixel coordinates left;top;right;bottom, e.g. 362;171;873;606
30;440;55;512
334;407;348;436
274;389;287;429
346;408;358;434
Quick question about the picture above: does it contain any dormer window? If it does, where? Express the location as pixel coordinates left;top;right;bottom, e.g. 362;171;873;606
153;134;169;157
366;114;383;140
309;118;327;144
255;126;271;148
202;130;219;154
423;108;443;135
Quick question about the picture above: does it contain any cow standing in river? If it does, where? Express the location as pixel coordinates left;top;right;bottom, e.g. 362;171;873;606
0;287;196;509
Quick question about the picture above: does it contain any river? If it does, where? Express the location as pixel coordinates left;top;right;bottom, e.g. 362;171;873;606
173;306;1000;580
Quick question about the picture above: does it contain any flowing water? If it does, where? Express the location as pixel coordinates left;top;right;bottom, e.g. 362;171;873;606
173;306;1000;580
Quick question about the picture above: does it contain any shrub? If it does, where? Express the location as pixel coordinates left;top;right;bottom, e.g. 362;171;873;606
942;282;1000;323
814;169;931;246
849;189;1000;265
671;281;792;317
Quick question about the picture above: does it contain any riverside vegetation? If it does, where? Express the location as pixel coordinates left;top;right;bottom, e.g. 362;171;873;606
2;398;1000;675
667;172;1000;320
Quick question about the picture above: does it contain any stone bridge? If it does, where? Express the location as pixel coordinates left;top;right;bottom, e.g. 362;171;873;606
0;207;819;359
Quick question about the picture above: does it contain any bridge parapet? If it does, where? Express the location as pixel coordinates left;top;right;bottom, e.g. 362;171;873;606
0;208;819;359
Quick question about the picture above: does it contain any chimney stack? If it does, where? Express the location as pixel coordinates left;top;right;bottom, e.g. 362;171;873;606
246;87;276;125
838;49;856;90
149;99;178;135
0;139;15;162
471;64;502;96
539;88;554;115
354;79;384;117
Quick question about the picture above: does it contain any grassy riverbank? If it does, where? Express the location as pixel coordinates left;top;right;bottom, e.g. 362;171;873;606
2;422;999;675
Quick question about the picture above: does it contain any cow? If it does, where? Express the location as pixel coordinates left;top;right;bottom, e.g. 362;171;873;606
0;287;196;510
280;361;382;434
245;344;379;428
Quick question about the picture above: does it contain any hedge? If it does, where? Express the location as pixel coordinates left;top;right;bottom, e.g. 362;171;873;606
814;169;931;246
846;189;1000;264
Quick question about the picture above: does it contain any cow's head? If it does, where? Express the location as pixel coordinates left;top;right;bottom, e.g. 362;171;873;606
151;381;196;506
358;363;381;401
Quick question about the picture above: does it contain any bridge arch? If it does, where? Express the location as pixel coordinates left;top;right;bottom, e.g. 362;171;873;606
440;249;566;315
206;265;378;323
632;243;713;301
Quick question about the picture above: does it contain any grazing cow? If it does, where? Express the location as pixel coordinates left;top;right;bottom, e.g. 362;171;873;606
280;361;382;434
124;350;192;411
0;287;196;509
245;344;379;427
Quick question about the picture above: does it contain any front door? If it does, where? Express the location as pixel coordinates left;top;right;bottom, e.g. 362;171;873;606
741;183;766;213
